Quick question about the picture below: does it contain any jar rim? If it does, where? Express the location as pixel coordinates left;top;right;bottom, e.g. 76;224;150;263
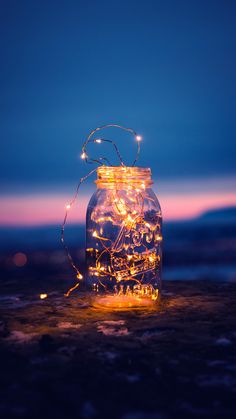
95;166;153;187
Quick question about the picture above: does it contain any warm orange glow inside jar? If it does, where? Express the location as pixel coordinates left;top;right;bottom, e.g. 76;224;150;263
85;166;162;309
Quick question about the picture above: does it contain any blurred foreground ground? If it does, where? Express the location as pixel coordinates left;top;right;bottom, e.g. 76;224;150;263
0;278;236;419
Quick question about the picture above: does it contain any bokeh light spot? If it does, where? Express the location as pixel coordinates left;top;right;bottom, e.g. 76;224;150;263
13;252;27;267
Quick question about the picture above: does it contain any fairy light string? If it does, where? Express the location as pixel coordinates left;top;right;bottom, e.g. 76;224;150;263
61;124;162;298
81;124;141;166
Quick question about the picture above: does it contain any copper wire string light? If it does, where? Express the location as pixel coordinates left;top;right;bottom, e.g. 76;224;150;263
80;124;141;167
61;124;162;306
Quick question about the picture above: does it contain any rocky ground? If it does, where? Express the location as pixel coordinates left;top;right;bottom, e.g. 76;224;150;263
0;277;236;419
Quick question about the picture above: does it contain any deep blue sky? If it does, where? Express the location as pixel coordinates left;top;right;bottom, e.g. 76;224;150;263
1;0;236;188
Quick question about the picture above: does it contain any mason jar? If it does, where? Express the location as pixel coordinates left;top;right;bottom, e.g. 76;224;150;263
85;166;162;309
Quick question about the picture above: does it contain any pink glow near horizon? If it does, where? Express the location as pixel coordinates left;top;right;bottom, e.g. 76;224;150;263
0;191;236;226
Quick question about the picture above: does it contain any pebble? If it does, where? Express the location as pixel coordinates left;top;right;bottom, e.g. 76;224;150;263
215;337;232;346
97;320;130;336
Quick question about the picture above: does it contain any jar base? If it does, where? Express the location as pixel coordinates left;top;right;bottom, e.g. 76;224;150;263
92;293;158;310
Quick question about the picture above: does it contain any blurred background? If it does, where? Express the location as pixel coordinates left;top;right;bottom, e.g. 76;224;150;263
1;0;236;284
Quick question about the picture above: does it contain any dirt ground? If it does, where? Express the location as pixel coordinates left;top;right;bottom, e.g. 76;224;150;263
1;278;236;419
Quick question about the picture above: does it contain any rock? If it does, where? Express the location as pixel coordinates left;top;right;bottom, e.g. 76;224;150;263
215;337;232;346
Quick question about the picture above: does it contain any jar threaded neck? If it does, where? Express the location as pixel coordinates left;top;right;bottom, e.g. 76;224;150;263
95;166;153;189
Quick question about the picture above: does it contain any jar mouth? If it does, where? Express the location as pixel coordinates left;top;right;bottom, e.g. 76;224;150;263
95;166;153;188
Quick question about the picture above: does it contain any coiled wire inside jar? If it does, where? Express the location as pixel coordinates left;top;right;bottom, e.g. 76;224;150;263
86;166;162;309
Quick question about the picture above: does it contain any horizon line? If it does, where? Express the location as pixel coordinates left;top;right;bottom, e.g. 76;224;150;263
0;202;235;228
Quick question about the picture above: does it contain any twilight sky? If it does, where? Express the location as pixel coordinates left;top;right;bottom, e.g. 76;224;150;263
1;0;236;224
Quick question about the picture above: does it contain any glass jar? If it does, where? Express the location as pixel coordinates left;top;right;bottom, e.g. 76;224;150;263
86;166;162;309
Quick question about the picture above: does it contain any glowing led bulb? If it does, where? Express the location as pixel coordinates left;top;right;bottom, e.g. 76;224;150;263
40;293;48;300
136;135;142;142
66;204;71;210
81;152;87;159
77;273;83;280
92;231;98;238
95;138;102;143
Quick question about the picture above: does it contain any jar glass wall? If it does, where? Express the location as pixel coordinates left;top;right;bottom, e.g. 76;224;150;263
86;166;162;309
